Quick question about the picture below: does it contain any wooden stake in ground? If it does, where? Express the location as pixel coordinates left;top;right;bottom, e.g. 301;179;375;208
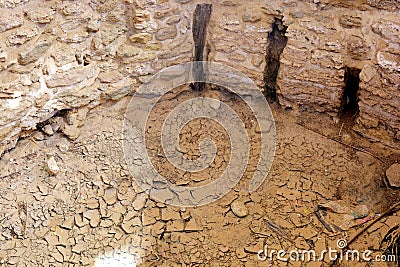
191;4;212;91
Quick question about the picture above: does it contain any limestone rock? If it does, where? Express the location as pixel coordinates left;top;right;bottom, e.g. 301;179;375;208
58;29;89;43
6;25;39;46
367;0;400;11
0;51;7;62
347;36;369;60
0;11;23;32
166;15;181;25
339;15;361;28
154;6;179;19
129;33;152;44
18;41;51;65
372;20;400;43
61;2;88;16
133;51;157;62
0;125;13;140
360;64;378;83
377;51;400;72
61;124;80;140
87;19;100;32
117;43;142;58
156;27;177;41
46;156;60;176
133;10;150;24
0;98;32;126
242;14;261;23
42;125;54;135
231;200;248;218
98;23;125;45
25;7;54;23
103;77;134;100
386;163;400;188
251;56;264;67
98;71;124;84
395;131;400;140
261;5;282;17
46;67;91;88
51;43;76;66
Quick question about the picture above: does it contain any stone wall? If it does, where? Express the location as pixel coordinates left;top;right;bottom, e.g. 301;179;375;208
275;0;400;148
0;0;399;156
0;0;196;156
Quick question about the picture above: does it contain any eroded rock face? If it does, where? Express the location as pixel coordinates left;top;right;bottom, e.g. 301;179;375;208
0;0;399;156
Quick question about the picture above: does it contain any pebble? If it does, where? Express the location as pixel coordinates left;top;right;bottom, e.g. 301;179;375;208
386;163;400;188
46;156;60;175
42;124;54;135
62;124;80;140
231;200;248;218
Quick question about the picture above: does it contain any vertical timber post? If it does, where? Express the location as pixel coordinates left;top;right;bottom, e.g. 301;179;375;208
264;18;288;102
191;4;212;91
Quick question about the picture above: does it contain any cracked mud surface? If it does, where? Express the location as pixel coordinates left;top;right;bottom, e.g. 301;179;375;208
0;89;399;266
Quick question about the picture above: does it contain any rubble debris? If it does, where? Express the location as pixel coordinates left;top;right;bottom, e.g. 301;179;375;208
42;125;54;135
46;156;60;175
231;200;248;218
316;201;371;231
386;163;400;188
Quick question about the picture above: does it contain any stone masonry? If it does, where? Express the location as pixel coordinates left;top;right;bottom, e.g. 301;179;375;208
0;0;399;155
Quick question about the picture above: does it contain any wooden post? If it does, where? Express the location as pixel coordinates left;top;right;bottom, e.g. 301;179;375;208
191;4;212;91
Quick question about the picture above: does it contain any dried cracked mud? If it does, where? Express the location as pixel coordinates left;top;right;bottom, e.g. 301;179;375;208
0;88;399;266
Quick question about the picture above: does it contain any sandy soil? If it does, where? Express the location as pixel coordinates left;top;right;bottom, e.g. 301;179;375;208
0;87;399;266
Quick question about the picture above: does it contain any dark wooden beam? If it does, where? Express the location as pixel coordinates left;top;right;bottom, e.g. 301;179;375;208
191;4;212;91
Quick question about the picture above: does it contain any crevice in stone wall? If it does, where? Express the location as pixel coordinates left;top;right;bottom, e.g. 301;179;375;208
339;67;361;125
36;109;71;130
264;17;288;103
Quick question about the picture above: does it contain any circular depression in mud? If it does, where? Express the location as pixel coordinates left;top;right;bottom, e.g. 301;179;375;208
122;62;276;207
